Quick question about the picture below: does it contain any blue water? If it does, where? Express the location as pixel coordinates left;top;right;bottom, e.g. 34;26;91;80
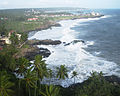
73;9;120;65
29;9;120;87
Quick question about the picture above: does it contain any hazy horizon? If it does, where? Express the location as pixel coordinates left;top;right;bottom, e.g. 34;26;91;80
0;0;120;9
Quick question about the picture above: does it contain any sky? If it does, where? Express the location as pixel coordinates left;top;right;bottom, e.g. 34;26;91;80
0;0;120;9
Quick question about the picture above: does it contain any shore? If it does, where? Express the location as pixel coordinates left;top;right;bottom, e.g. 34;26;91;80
17;14;120;88
25;21;61;34
27;15;104;34
24;14;104;60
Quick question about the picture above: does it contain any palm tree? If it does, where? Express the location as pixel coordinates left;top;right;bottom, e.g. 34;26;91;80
34;55;48;96
48;69;53;85
0;52;17;72
16;57;30;96
39;85;60;96
56;65;68;80
16;57;30;76
22;66;38;96
34;55;48;81
0;71;15;96
71;71;78;84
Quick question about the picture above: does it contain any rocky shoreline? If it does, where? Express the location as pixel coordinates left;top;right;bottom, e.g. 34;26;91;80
69;75;120;88
26;22;61;34
26;15;104;60
23;14;120;89
27;39;61;45
27;15;104;34
15;39;61;60
23;39;86;60
14;45;51;60
61;75;120;96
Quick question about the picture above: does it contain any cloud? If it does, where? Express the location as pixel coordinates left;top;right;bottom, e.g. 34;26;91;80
0;0;119;9
1;1;9;5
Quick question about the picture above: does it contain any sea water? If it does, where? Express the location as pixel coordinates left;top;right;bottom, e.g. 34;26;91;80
28;9;120;87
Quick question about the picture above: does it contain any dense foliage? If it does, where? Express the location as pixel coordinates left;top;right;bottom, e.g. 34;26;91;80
0;45;120;96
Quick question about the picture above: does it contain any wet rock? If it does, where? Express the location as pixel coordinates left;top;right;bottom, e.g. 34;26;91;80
72;40;85;44
25;47;51;60
104;75;120;85
64;43;71;46
64;40;85;46
14;45;51;60
27;39;61;45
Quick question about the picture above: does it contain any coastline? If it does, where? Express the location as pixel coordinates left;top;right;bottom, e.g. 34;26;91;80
27;14;105;60
16;13;120;88
28;15;104;35
1;8;120;96
25;22;61;34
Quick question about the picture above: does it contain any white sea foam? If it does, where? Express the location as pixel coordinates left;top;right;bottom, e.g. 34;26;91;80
94;51;101;55
28;16;120;87
86;41;95;46
101;15;112;19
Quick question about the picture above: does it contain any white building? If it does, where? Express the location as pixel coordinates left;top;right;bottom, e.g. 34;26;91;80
0;37;11;44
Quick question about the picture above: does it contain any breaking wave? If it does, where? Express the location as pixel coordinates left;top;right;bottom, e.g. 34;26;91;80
28;15;120;87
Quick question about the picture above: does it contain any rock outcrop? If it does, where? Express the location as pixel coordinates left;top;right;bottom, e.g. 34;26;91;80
64;40;85;46
27;39;61;45
14;45;51;60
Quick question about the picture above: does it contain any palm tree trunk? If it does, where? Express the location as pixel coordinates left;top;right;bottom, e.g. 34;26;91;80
29;87;31;96
49;78;51;85
19;79;21;96
34;80;37;96
74;77;75;84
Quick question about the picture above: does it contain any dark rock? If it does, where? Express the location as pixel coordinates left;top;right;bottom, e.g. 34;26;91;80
66;75;120;89
14;45;51;60
25;47;51;60
104;75;120;84
63;42;66;44
39;48;51;58
64;43;71;46
71;40;85;44
64;40;85;46
27;39;61;45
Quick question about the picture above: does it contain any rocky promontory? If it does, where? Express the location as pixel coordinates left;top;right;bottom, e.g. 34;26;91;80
27;39;61;45
15;39;61;60
14;45;51;60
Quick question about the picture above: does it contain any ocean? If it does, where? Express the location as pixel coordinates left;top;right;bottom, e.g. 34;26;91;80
28;9;120;87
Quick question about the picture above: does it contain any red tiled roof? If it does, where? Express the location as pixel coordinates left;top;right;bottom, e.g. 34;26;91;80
9;30;15;34
0;47;3;50
28;18;38;21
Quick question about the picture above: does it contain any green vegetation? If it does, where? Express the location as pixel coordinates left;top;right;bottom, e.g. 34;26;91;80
0;9;74;35
56;65;68;80
71;71;78;84
0;8;120;96
75;72;115;96
0;44;120;96
0;8;99;36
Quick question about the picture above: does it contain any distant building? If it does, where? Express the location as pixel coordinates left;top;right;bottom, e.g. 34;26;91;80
0;30;22;45
0;17;8;20
91;12;96;16
0;37;11;44
16;34;21;40
27;18;38;21
8;30;15;37
91;12;100;16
